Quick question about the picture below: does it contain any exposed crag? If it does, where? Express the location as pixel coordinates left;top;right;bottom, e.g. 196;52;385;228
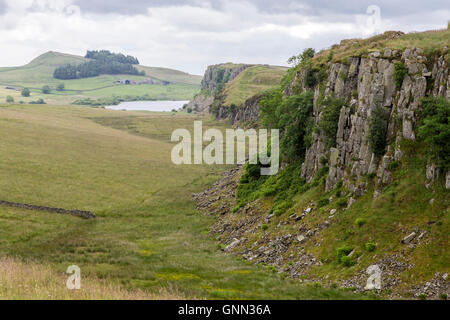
197;29;449;299
184;63;251;113
300;47;449;194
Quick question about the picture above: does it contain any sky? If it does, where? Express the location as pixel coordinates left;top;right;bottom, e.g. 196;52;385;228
0;0;448;75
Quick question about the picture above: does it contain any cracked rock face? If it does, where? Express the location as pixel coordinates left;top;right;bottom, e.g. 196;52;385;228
299;48;449;193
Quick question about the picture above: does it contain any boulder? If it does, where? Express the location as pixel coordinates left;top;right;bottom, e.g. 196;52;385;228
401;232;417;244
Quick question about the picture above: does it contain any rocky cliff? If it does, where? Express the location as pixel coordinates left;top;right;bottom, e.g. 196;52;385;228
298;47;449;195
184;63;251;113
197;30;450;299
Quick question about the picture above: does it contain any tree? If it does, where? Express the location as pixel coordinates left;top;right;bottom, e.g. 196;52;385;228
21;88;30;97
42;85;51;94
54;50;143;80
287;48;315;66
57;83;65;91
6;95;14;104
368;105;388;157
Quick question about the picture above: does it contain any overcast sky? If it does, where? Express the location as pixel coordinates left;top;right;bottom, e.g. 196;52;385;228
0;0;448;75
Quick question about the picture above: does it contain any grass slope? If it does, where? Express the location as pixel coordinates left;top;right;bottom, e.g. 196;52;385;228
0;104;365;299
0;51;202;104
223;65;288;106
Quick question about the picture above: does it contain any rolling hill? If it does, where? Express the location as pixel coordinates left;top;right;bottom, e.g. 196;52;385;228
222;64;288;106
0;51;202;104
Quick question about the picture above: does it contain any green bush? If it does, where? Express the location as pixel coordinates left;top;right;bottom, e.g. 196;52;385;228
186;107;193;113
365;242;376;252
318;96;346;148
355;218;367;227
277;92;315;161
418;293;427;300
6;95;14;103
340;255;356;267
394;62;408;88
318;198;329;207
440;293;447;300
389;160;400;171
336;245;353;262
42;85;51;94
336;198;348;208
57;83;65;91
261;224;269;231
418;97;450;170
368;105;388;156
21;88;30;97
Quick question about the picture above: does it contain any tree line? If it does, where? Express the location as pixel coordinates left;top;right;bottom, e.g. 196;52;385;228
53;50;144;80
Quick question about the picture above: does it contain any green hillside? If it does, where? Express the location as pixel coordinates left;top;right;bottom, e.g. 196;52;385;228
0;103;367;299
0;51;202;104
222;65;288;106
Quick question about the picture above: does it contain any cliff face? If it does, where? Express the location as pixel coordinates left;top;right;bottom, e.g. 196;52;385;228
201;64;251;92
214;93;262;125
296;48;449;194
197;33;449;299
184;63;251;113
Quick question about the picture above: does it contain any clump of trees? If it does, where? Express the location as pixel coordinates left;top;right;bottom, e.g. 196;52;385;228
29;98;46;104
54;50;144;80
6;95;14;103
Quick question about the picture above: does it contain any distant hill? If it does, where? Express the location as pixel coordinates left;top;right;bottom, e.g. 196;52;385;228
0;51;202;104
222;65;288;106
185;63;287;114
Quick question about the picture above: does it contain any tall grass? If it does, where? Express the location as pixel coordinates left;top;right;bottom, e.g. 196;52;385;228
0;257;185;300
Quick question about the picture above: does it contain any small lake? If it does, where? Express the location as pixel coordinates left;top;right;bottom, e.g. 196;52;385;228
105;100;189;112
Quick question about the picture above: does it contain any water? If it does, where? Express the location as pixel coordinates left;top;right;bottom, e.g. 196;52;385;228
105;100;189;112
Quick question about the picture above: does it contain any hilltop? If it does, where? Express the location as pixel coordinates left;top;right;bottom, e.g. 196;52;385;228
0;51;202;104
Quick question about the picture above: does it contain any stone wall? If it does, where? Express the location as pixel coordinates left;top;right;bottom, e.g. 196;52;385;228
0;200;96;219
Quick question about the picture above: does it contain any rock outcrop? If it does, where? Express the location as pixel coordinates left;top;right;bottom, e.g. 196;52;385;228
297;47;449;192
185;63;251;114
214;93;262;125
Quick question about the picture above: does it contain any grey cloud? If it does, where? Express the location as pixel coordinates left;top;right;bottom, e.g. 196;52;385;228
0;0;5;15
71;0;447;18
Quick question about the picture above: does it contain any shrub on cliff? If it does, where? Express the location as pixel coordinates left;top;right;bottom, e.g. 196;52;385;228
394;62;408;88
260;89;314;162
368;105;388;157
318;96;346;148
277;91;314;162
418;96;450;170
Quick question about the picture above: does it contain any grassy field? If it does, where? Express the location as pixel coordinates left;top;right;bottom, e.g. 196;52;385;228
0;51;201;104
0;104;367;299
223;65;288;107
